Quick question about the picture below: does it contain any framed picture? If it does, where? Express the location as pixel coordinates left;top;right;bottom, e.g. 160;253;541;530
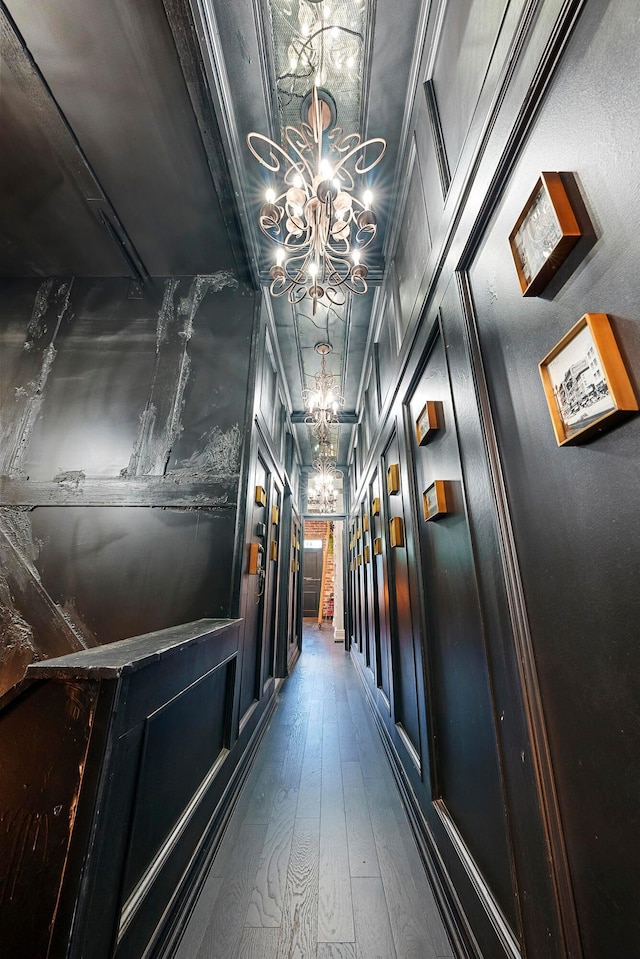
415;400;440;445
422;480;448;522
254;485;266;507
509;172;581;297
371;496;380;516
539;313;637;446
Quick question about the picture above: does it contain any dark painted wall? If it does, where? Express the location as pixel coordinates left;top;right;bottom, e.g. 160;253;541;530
0;274;255;682
351;2;640;958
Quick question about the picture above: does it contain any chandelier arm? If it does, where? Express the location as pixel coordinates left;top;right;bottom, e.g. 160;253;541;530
283;124;317;181
331;136;387;176
343;273;368;296
246;131;302;175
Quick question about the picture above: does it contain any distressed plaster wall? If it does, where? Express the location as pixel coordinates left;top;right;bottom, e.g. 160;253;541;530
0;274;256;690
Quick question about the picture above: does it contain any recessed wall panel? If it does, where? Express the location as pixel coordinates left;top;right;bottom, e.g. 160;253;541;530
407;323;516;930
431;0;508;177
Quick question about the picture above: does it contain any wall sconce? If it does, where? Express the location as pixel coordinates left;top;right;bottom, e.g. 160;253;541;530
415;400;441;446
422;480;449;521
387;464;400;495
389;516;405;548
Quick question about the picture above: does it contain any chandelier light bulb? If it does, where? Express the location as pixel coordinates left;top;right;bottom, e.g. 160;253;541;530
265;188;276;203
352;250;360;266
363;189;373;209
309;262;318;277
276;248;285;266
293;174;303;188
319;158;333;178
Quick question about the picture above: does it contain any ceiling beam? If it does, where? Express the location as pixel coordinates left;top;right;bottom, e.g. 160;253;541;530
290;411;359;425
161;0;251;283
0;0;149;281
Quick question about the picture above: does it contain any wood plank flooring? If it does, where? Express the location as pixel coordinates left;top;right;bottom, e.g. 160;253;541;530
176;626;453;959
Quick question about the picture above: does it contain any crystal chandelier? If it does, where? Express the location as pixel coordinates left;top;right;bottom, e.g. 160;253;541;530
247;86;386;314
308;439;342;513
302;342;345;442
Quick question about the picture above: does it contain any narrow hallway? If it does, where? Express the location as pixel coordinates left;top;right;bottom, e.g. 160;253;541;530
176;626;453;959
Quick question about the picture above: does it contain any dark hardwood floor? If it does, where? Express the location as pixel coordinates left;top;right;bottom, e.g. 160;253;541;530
175;625;453;959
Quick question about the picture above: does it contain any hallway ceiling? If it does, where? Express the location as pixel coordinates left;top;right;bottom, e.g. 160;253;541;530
0;0;423;471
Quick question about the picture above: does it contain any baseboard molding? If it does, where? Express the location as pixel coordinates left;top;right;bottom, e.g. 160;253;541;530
350;649;480;959
286;642;301;675
152;688;279;959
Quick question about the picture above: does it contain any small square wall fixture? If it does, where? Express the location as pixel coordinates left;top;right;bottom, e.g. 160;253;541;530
373;536;382;555
372;497;380;516
389;516;405;548
255;486;266;507
387;464;400;495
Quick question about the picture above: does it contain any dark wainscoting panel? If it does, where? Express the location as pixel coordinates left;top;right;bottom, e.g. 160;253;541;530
405;324;517;933
15;619;259;959
430;0;510;185
381;431;422;763
121;661;232;903
238;453;269;721
395;139;431;343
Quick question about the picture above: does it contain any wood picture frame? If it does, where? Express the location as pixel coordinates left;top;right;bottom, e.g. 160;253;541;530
364;545;371;564
389;516;405;548
373;536;382;555
387;463;400;495
371;497;380;516
270;540;278;562
415;400;440;445
254;485;266;507
539;312;637;446
509;172;581;297
363;513;370;532
271;504;279;526
422;480;448;522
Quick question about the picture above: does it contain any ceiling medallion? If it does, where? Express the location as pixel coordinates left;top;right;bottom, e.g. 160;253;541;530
247;86;386;313
301;342;345;442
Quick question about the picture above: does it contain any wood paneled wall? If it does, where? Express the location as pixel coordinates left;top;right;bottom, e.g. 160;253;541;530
350;2;640;958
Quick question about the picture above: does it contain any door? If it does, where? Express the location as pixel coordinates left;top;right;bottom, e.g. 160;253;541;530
302;546;323;617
